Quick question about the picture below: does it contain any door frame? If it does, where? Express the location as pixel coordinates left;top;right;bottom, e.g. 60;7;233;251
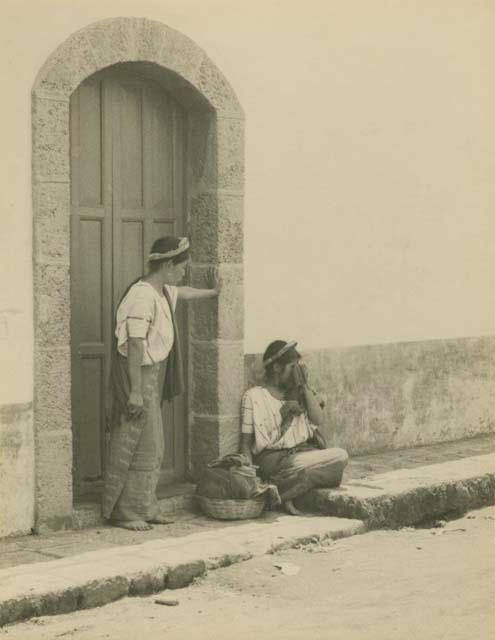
32;18;245;533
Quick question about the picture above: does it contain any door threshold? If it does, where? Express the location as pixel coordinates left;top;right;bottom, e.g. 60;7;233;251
72;482;198;530
157;482;196;500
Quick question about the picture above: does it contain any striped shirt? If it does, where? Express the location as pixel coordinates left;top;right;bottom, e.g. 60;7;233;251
241;386;316;455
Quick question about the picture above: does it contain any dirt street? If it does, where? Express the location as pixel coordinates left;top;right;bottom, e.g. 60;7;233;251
2;507;494;640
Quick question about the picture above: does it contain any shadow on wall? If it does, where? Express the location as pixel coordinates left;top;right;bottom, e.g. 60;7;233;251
245;336;495;456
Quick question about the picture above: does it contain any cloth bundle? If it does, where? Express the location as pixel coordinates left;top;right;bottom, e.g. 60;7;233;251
195;454;281;508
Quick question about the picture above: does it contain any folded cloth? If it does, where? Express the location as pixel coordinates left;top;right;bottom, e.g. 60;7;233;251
196;454;281;508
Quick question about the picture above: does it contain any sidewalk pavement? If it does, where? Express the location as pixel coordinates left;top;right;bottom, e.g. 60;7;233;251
0;434;493;627
299;434;495;527
0;515;365;627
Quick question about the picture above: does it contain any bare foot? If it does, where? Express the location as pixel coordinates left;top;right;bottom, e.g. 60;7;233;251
283;500;303;516
147;514;175;525
112;519;153;531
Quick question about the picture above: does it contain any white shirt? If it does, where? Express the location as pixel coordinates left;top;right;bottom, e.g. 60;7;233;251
241;386;316;455
115;281;178;365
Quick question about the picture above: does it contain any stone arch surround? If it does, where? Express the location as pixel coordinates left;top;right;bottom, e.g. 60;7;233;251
32;18;245;532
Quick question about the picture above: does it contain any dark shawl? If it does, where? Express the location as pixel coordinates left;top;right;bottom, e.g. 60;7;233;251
107;283;184;428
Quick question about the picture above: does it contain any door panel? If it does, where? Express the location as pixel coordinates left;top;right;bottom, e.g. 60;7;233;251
72;81;104;208
70;67;188;497
70;76;112;495
120;220;145;294
78;357;104;478
77;219;104;342
118;84;144;210
147;88;174;210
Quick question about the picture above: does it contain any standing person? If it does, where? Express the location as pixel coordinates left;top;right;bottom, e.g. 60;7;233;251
103;236;220;531
240;340;349;515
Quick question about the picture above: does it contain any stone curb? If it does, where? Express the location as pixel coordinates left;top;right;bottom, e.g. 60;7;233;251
299;454;495;528
2;454;493;627
0;516;365;627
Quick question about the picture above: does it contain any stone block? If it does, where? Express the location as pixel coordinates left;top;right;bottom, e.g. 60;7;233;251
36;587;82;617
191;342;244;416
190;264;243;341
218;344;245;416
190;416;220;476
217;267;244;341
188;116;244;192
78;576;129;609
189;298;217;344
33;97;69;138
190;193;243;263
198;57;243;116
189;112;245;198
134;18;165;62
85;17;141;69
216;117;245;191
188;111;217;192
32;98;70;180
35;429;73;527
189;194;217;263
35;29;99;97
205;550;253;570
190;415;241;477
34;263;70;346
34;347;71;433
166;560;206;589
0;596;38;627
129;568;168;596
215;194;244;264
137;20;205;87
191;341;218;415
34;515;74;536
33;182;70;265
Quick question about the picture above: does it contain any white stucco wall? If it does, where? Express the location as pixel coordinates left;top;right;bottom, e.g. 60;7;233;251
0;0;493;367
0;1;494;535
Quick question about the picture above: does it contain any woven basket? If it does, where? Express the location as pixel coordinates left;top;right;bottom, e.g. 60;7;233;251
196;495;266;520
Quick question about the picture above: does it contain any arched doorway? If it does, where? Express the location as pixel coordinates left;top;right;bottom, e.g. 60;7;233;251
32;18;245;532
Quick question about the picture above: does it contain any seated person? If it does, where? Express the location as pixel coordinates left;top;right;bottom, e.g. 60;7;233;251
240;339;349;515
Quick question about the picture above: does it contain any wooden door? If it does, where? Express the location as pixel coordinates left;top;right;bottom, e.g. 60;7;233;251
70;67;187;498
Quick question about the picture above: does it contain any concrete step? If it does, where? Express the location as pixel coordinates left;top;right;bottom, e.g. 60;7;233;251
298;453;495;528
72;483;197;530
0;515;365;627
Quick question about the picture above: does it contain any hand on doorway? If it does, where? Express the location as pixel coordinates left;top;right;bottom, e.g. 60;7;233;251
206;266;223;296
127;391;144;420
